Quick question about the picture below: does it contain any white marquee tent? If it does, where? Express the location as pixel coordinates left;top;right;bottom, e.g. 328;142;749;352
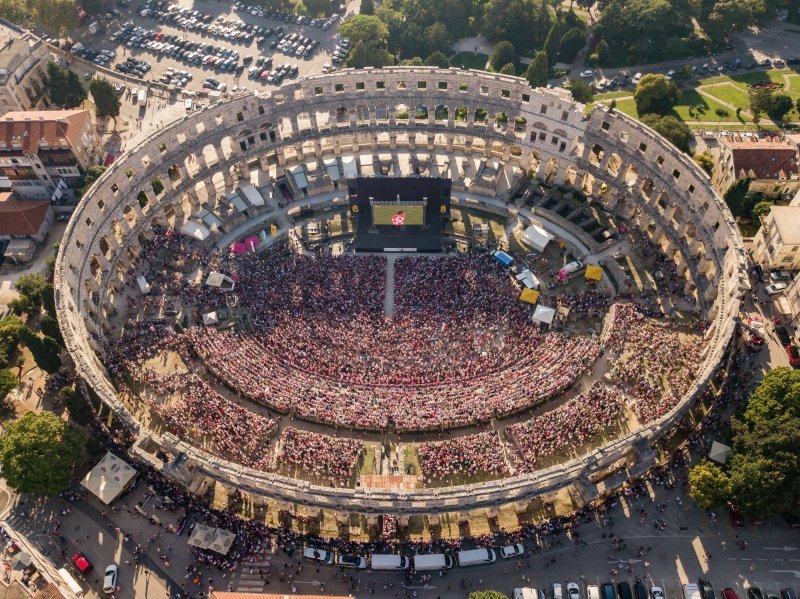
180;220;212;241
202;311;219;326
81;452;137;505
521;224;555;253
187;524;236;555
532;304;556;325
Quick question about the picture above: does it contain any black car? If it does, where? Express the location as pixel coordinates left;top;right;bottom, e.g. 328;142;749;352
781;589;797;599
748;588;765;599
634;582;648;599
618;582;633;599
698;579;714;599
602;584;616;599
776;326;792;346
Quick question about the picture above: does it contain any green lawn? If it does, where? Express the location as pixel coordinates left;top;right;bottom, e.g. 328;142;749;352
702;83;751;110
671;89;734;121
729;68;798;86
787;75;800;96
450;52;489;71
595;90;632;100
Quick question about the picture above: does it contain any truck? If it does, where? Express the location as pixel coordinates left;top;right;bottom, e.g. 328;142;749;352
137;88;147;106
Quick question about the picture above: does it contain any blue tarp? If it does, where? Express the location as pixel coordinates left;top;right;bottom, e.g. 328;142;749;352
492;251;514;267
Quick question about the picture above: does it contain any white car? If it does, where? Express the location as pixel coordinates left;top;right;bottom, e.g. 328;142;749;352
580;70;594;78
632;72;643;84
500;543;524;559
568;582;582;599
303;547;334;564
338;554;367;569
651;587;665;599
563;260;585;274
765;282;787;295
771;270;791;281
102;564;118;594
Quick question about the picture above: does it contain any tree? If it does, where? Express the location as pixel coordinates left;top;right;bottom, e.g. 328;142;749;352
797;98;800;117
0;412;83;496
722;177;752;218
46;62;86;109
706;0;754;40
17;327;61;374
424;51;450;68
359;0;374;15
0;316;21;368
543;20;561;69
60;386;93;426
688;459;730;508
39;314;63;347
11;273;48;315
767;92;794;121
29;0;77;35
78;165;106;198
490;41;516;72
347;40;371;68
339;14;389;51
752;201;772;219
89;78;120;119
559;27;586;62
633;74;678;116
694;151;714;175
640;114;692;153
470;592;510;599
525;51;549;88
499;62;516;75
0;368;17;402
569;78;595;103
423;22;453;56
481;0;551;54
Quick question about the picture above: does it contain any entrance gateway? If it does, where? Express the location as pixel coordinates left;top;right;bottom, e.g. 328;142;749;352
351;176;451;253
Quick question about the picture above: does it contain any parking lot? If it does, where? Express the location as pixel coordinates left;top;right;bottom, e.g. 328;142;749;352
63;0;352;97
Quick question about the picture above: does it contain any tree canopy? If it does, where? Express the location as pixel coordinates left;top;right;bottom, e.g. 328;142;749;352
339;14;393;67
569;78;595;104
559;27;586;62
490;41;516;72
0;368;17;403
46;62;87;109
542;21;561;69
470;592;510;599
17;327;61;374
89;78;121;119
633;74;679;116
78;165;106;198
480;0;552;54
749;88;794;121
525;51;549;88
9;273;48;316
723;177;752;218
0;412;83;496
423;51;450;68
640;114;691;153
688;459;730;508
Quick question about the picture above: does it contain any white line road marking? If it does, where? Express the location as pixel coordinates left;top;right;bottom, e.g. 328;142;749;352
765;547;797;552
771;570;800;578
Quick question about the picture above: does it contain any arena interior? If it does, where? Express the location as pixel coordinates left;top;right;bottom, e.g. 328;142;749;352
55;67;749;540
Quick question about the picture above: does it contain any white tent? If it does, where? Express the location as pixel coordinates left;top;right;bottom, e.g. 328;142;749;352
187;524;236;555
515;268;541;290
521;224;555;253
81;452;137;505
532;304;556;325
708;441;732;465
341;155;358;179
202;311;219;326
205;271;235;290
238;184;266;207
180;220;212;241
136;275;151;295
290;165;308;189
324;157;341;182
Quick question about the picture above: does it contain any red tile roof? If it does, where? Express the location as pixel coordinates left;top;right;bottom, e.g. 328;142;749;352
0;191;50;236
0;109;90;154
211;593;353;599
722;134;799;180
33;583;67;599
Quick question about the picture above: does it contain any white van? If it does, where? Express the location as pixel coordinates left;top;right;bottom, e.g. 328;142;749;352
632;72;643;85
554;582;564;599
370;554;409;570
515;590;544;599
588;585;601;599
302;547;334;565
457;548;497;567
413;553;454;571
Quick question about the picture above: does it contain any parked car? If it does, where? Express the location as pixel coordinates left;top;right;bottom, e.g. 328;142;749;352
651;587;665;599
303;547;334;564
722;589;739;599
787;343;800;367
72;552;93;575
771;270;792;281
568;582;582;599
634;583;648;599
776;325;792;345
500;544;525;559
765;282;787;295
748;588;765;599
698;579;714;599
103;564;118;594
338;554;367;569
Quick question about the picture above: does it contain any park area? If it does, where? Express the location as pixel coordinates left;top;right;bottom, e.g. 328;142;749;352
593;68;800;130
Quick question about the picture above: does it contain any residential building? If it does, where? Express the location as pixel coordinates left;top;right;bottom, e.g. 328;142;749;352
753;205;800;270
0;109;98;201
0;24;51;115
711;133;800;199
0;190;54;263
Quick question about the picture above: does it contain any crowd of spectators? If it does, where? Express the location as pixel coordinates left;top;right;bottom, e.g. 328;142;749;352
604;303;705;422
508;383;624;471
417;431;508;483
277;427;365;486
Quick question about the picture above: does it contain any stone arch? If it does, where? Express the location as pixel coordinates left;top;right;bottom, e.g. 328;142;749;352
514;116;527;135
589;144;604;167
671;205;684;225
355;104;370;123
553;128;568;139
474;107;489;124
656;191;670;211
623;164;639;187
543;157;559;185
607;152;622;177
220;136;234;160
202;143;220;167
454;105;468;123
640;177;654;200
564;164;579;186
99;236;111;258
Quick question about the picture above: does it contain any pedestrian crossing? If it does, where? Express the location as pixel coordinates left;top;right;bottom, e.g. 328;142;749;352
233;560;270;592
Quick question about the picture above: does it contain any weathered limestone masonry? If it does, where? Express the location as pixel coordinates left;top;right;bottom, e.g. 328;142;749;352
55;67;747;515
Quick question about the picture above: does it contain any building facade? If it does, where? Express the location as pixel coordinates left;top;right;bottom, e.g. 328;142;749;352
0;25;51;116
0;109;98;201
753;205;800;270
712;133;800;199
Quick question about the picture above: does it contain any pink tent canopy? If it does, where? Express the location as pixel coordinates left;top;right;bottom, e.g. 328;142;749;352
244;235;260;252
558;268;567;283
231;242;247;255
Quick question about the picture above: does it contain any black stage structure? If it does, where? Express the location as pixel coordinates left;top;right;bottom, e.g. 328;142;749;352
350;176;451;253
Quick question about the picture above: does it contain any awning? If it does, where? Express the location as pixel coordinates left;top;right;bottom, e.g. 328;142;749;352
341;156;357;179
237;184;266;207
585;264;603;281
205;271;235;289
325;157;341;182
290;165;308;189
521;224;554;253
3;239;35;262
202;311;218;326
231;242;247;254
532;304;556;324
187;524;236;555
708;441;732;465
180;220;211;241
80;452;137;505
520;288;540;304
777;296;793;316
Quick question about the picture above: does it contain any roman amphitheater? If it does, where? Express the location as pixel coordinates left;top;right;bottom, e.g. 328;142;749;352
55;67;748;532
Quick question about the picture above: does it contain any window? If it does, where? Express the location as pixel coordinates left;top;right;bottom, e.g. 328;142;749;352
672;169;680;179
356;82;365;90
258;106;265;115
459;83;468;91
551;136;558;145
314;86;323;95
236;112;244;122
688;184;695;193
521;93;530;103
638;142;647;152
418;81;427;89
438;82;447;90
397;81;406;90
334;83;344;93
501;89;510;98
559;141;566;152
713;221;720;232
539;131;546;141
99;198;106;208
656;155;664;166
376;81;385;89
792;246;799;253
601;121;610;131
784;256;794;263
260;132;267;141
480;85;488;95
540;105;547;115
561;111;569;121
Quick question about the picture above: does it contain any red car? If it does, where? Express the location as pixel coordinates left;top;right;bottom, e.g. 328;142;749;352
71;552;93;574
722;589;739;599
729;504;745;528
787;344;800;367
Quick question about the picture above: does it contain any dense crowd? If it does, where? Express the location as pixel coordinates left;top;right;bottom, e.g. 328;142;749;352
417;431;508;482
604;303;705;422
149;373;278;472
508;383;624;471
277;427;365;486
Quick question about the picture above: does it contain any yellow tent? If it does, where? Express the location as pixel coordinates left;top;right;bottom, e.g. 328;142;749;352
585;264;603;281
520;288;540;304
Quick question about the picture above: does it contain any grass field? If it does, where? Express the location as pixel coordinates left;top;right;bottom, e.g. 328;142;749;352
595;90;632;100
672;89;733;121
702;83;751;109
450;52;489;70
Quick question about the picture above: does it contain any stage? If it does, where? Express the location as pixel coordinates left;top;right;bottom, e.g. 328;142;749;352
354;212;443;253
